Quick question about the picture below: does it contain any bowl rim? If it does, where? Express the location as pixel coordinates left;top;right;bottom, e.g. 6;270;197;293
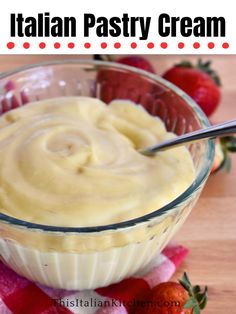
0;59;215;233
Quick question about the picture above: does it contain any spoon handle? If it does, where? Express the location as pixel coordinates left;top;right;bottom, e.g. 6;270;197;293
141;119;236;155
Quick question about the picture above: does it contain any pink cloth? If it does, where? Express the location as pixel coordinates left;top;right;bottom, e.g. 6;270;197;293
0;244;188;314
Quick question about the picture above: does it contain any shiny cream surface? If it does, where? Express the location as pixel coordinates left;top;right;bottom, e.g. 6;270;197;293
0;97;194;227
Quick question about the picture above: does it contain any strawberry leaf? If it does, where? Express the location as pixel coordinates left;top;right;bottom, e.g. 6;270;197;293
193;285;201;294
221;136;236;152
184;298;196;309
199;294;208;310
182;272;192;286
227;146;236;152
197;58;221;86
223;154;232;172
203;60;211;68
212;136;236;174
93;55;113;62
177;58;222;85
196;293;204;303
193;305;201;314
179;279;190;292
180;273;208;313
196;292;205;303
176;60;193;68
195;286;208;310
179;272;192;292
93;54;104;61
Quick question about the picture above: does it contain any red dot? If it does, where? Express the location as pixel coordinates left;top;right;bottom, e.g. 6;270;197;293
7;42;15;49
101;42;107;49
147;42;154;49
160;42;168;49
54;42;60;49
131;42;137;49
178;42;184;49
84;42;91;49
193;42;200;49
39;42;46;49
68;42;75;49
208;42;215;49
114;42;121;49
23;42;30;49
222;42;229;49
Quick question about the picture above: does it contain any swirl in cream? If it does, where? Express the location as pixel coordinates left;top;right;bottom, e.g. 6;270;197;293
0;97;194;227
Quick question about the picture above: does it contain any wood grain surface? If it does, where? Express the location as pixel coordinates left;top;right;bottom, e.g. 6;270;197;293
0;55;235;313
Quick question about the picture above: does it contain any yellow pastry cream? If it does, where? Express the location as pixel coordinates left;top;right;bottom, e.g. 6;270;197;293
0;97;194;227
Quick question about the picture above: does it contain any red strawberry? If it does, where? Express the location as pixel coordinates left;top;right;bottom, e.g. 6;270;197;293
95;55;155;104
94;55;155;74
136;273;208;314
117;56;155;73
163;60;221;117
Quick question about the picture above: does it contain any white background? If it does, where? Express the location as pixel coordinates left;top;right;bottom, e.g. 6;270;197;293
0;0;234;54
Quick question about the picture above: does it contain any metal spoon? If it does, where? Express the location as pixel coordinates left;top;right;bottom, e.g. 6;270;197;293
140;119;236;156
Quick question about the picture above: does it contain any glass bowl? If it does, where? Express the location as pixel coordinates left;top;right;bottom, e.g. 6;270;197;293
0;60;214;290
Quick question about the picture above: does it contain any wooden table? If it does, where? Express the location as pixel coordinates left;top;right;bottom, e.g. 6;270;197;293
0;55;235;313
